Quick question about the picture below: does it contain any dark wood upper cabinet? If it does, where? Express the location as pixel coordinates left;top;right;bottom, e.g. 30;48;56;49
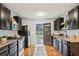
18;25;28;36
0;3;11;30
13;16;22;30
54;17;64;30
68;6;79;29
21;26;27;31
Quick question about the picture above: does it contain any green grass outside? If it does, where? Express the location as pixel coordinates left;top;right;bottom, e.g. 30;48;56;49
36;34;43;40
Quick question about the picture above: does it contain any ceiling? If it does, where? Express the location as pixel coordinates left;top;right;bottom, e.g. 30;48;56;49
3;3;79;19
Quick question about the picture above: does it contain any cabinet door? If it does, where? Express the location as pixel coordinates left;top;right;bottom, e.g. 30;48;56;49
17;37;25;56
9;41;17;56
58;39;62;53
68;6;79;29
54;18;64;30
51;36;53;46
53;37;56;48
63;44;67;56
71;43;79;56
56;39;59;50
0;4;7;29
0;4;10;30
9;45;17;56
5;8;11;30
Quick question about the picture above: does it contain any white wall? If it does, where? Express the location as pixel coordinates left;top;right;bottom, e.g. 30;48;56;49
10;11;19;17
22;19;54;45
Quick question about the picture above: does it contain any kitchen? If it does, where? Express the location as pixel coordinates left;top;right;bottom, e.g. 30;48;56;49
0;3;79;56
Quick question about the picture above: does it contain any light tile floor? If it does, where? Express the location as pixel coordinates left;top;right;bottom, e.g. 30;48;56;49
24;45;62;56
34;45;47;56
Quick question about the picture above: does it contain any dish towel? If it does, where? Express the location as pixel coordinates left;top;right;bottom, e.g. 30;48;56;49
34;45;47;56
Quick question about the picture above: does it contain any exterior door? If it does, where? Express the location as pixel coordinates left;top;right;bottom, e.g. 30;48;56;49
43;23;51;45
36;24;43;45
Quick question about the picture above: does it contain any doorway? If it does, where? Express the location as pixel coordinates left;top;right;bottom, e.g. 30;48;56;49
36;24;43;45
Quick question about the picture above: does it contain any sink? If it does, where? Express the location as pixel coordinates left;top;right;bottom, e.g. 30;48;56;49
7;36;17;40
0;38;7;41
0;36;7;41
0;36;17;41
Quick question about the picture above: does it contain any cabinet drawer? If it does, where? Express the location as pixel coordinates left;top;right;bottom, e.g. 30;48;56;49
9;45;17;55
0;46;8;51
0;46;8;56
0;51;8;56
0;48;8;54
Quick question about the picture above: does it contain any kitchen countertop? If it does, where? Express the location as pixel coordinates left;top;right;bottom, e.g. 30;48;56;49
0;39;17;48
52;35;79;42
0;36;24;48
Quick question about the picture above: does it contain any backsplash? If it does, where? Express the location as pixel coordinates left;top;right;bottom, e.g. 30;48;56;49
54;29;79;36
63;30;79;36
0;30;18;37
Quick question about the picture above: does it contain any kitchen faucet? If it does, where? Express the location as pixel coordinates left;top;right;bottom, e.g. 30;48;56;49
64;30;68;37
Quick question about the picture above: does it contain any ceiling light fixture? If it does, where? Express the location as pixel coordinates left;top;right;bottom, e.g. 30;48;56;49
35;11;47;17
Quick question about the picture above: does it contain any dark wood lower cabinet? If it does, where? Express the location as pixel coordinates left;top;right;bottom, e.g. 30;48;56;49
17;37;25;56
0;37;25;56
63;41;79;56
9;41;17;56
67;42;79;56
0;46;9;56
56;39;59;50
52;37;79;56
58;39;63;54
53;37;57;49
53;37;62;52
62;40;68;56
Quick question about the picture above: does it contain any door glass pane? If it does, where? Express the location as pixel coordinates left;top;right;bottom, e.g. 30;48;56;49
36;24;43;45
